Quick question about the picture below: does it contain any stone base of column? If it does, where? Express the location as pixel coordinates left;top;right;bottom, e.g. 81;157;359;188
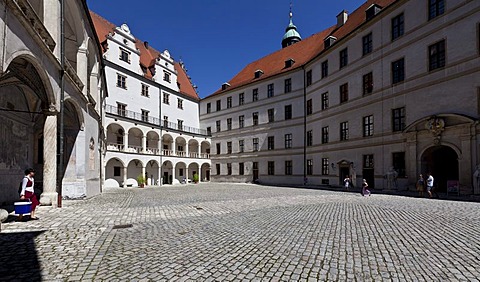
40;192;58;208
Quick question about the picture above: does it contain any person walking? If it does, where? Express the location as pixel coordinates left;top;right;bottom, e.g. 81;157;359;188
344;176;351;190
19;168;39;220
416;174;425;197
362;179;371;196
426;172;434;198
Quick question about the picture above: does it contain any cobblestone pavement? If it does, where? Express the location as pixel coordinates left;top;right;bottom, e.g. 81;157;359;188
1;183;480;281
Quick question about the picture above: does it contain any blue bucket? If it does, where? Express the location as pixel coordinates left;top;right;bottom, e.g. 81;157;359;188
14;202;32;214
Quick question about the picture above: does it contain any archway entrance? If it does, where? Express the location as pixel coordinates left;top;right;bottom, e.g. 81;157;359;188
421;146;459;192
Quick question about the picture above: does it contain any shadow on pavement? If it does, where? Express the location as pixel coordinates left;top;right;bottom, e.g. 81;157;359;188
0;230;44;281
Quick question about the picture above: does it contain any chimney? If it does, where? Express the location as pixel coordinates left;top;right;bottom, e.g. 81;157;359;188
337;10;348;28
144;41;149;49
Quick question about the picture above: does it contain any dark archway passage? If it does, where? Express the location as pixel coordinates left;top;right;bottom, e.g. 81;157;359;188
421;146;459;192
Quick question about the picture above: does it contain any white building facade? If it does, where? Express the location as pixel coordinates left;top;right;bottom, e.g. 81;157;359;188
200;0;480;194
91;13;211;188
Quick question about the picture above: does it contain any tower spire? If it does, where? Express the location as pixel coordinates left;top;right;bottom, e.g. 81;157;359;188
282;1;302;48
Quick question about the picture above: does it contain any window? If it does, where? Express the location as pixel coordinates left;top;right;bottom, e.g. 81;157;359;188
284;78;292;93
239;93;244;105
114;166;121;177
227;163;232;175
307;130;313;147
321;92;329;110
239;140;244;153
321;60;329;78
239;115;245;128
363;154;374;169
216;163;221;175
163;116;169;128
163;72;171;82
141;84;149;97
362;33;373;55
340;83;349;103
177;99;183;109
117;103;126;117
116;74;127;89
268;161;275;175
429;40;446;71
268;136;275;150
268;108;275;123
206;103;211;113
252;112;259;126
340;121;349;141
267;84;275;98
285;105;292;120
141;110;149;122
239;163;245;175
227;142;232;154
216;143;221;155
285;161;293;175
393;152;406;177
322;126;329;144
119;48;130;63
391;13;405;41
253;138;259;151
322;158;329;175
306;99;313;115
227;96;232;108
392;58;405;84
163;93;170;104
206;127;211;135
227;118;232;130
252;89;258;102
363;115;374;137
285;134;292;149
216;100;221;111
363;72;374;95
306;70;312;86
429;0;445;20
177;120;183;131
392;107;406;132
307;159;313;176
340;48;348;68
216;120;221;132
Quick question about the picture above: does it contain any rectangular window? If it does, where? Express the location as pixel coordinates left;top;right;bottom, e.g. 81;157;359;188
322;126;329;144
141;109;149;122
285;160;293;175
321;92;329;110
285;105;292;120
340;83;349;103
307;159;313;176
268;108;275;123
322;158;329;175
177;98;183;109
392;58;405;84
163;116;169;128
119;48;130;63
252;88;258;102
114;166;121;177
392;107;406;132
429;0;445;20
363;115;374;137
239;140;244;153
253;138;259;151
206;127;211;135
285;133;292;149
227;96;232;108
321;60;329;78
267;84;275;98
216;100;221;111
216;163;221;175
163;93;170;104
253;112;259;126
429;40;446;71
163;72;171;82
268;136;275;150
392;152;406;177
363;72;374;95
284;78;292;93
268;161;275;175
306;99;313;115
306;70;313;86
239;93;245;105
206;102;211;113
141;84;149;97
340;48;348;68
340;121;349;141
391;13;405;41
363;154;374;169
116;74;127;89
307;130;313;147
227;142;232;154
227;118;232;130
216;120;221;132
239;163;245;175
362;33;373;55
239;115;245;128
117;103;126;117
227;163;232;175
216;143;221;155
177;120;183;131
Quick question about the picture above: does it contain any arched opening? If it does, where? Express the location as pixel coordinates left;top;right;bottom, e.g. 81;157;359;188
60;100;82;182
188;163;199;181
188;139;199;158
201;163;211;182
201;141;211;159
162;134;174;156
127;128;143;153
64;1;85;71
105;158;124;188
127;159;143;187
146;131;160;155
106;123;125;151
175;162;187;183
146;160;160;186
162;160;173;184
175;136;187;157
421;146;459;192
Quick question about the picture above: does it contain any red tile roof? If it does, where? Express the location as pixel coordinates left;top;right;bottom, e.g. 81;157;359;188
89;11;200;101
208;0;397;98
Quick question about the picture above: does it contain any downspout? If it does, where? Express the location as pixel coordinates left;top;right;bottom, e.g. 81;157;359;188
302;66;307;186
159;86;163;186
58;0;65;207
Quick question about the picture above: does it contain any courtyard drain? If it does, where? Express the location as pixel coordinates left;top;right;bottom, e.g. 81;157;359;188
193;206;203;210
112;224;133;229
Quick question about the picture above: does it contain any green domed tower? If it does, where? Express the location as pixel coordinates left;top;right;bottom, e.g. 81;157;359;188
282;11;302;48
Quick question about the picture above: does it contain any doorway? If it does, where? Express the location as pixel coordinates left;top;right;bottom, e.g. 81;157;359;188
253;162;259;182
421;146;459;192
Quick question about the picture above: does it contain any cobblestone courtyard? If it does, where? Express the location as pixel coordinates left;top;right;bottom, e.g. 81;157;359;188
1;183;479;281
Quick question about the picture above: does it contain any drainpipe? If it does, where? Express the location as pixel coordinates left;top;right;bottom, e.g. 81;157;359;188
58;0;65;207
302;66;307;186
159;86;163;186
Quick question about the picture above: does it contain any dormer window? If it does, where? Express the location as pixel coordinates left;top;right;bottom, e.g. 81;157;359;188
366;4;382;21
285;58;295;68
163;71;171;82
222;82;231;90
324;36;337;48
254;70;264;79
119;48;130;63
149;66;156;77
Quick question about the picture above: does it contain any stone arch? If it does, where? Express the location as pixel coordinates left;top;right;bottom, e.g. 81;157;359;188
106;123;126;151
64;0;86;71
175;161;187;183
127;159;144;187
421;145;459;192
127;127;144;153
162;160;174;184
105;157;125;188
146;130;160;154
175;136;187;156
162;133;174;155
145;160;160;185
188;139;199;158
201;163;211;182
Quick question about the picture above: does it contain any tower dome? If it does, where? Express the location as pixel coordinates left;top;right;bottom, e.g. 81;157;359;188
282;11;302;48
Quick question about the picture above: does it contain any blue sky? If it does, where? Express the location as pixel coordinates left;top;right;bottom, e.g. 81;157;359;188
87;0;366;98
